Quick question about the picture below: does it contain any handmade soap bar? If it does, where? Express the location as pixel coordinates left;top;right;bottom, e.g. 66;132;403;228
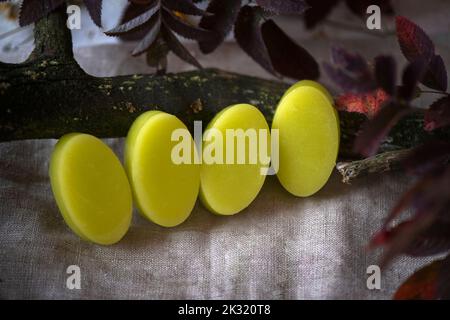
272;81;340;197
125;111;200;227
50;133;132;245
200;104;270;215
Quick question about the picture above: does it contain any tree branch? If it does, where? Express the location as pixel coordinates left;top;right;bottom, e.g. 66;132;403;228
336;149;412;183
28;4;75;63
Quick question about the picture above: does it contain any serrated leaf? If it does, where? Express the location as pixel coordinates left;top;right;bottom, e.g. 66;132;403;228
83;0;102;27
394;259;440;300
303;0;339;29
234;5;276;75
19;0;65;26
256;0;310;15
424;96;450;131
396;16;434;63
354;102;411;157
132;14;161;56
163;0;210;16
116;2;155;41
105;1;159;36
198;0;241;54
421;54;448;92
375;55;396;96
162;25;201;68
261;19;319;80
162;8;215;41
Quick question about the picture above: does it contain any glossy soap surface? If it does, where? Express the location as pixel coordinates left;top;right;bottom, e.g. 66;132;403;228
50;133;133;245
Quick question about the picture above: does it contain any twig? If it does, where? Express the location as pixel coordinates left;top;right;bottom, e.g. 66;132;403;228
336;149;412;184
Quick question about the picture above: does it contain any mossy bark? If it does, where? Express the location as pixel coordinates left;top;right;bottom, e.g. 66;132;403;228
0;7;449;174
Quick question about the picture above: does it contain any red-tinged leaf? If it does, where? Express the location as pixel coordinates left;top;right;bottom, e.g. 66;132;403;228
402;141;450;175
398;58;427;101
345;0;393;17
421;55;448;92
163;0;210;16
303;0;339;29
198;0;241;54
234;6;276;75
406;221;450;257
83;0;102;27
105;1;159;36
375;55;396;96
19;0;65;26
162;25;202;68
261;19;319;80
256;0;310;15
437;254;450;299
394;259;440;300
424;96;450;131
396;16;434;62
162;8;215;41
335;89;389;118
132;14;161;56
354;102;411;157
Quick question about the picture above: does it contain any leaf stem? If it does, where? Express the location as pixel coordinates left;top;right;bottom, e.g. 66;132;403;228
420;90;450;96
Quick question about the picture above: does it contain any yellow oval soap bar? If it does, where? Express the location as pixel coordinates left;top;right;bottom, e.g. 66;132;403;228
272;81;340;197
200;104;270;215
50;133;133;245
125;111;200;227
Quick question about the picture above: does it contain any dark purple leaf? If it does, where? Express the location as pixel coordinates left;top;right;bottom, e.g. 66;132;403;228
19;0;65;26
345;0;393;17
396;15;434;63
198;0;241;54
303;0;339;29
324;47;376;93
398;58;427;101
354;102;411;156
378;213;436;267
105;1;159;36
234;6;276;75
162;8;215;41
406;221;450;257
132;14;161;56
256;0;310;15
331;46;368;73
115;2;155;41
261;19;319;80
424;96;450;131
162;25;202;68
375;55;396;96
402;141;450;175
83;0;102;27
421;55;448;92
437;254;450;299
163;0;210;16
